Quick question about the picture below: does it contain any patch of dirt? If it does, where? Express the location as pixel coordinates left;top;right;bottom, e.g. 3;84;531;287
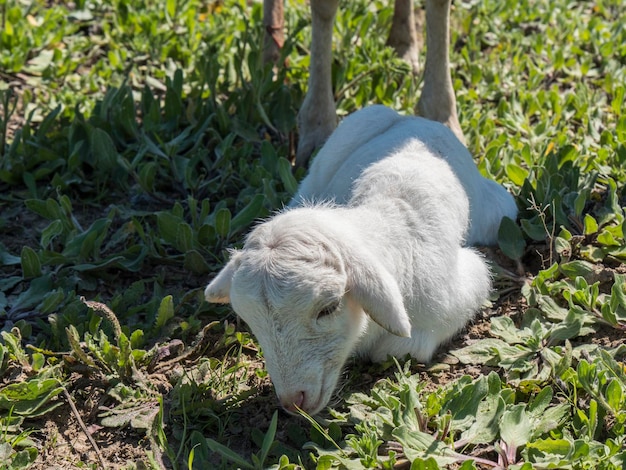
28;395;152;469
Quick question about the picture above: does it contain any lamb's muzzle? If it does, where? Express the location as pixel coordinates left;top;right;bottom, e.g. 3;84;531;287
280;391;305;414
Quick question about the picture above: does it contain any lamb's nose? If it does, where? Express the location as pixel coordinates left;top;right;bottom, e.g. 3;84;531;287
280;391;305;414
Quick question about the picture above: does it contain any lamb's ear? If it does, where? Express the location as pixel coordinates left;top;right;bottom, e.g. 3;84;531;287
345;247;411;338
204;251;242;303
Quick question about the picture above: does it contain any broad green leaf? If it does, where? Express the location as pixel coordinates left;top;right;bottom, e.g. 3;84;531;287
175;222;194;252
10;275;53;313
526;438;571;457
130;329;144;349
269;86;296;134
409;457;442;470
500;404;532;448
528;386;552;415
460;392;505;444
72;251;147;273
184;250;211;274
231;117;261;142
576;359;597;392
9;447;38;468
599;349;626;384
31;353;45;371
583;214;598;235
597;229;620;246
392;425;459;466
24;50;54;73
138;161;157;192
490;316;526;344
20;246;42;279
230;194;266;235
0;378;64;417
610;274;626;314
156;295;174;328
554;236;571;259
506;164;528;186
586;399;598;438
197;224;217;246
278;157;298;194
559;260;594;279
498;216;526;260
532;403;570;438
62;218;111;260
156;212;182;245
574;190;589;218
215;208;231;238
521;219;548;241
451;338;522;365
444;375;489;429
604;379;623;413
548;309;583;342
601;302;618;327
1;330;29;365
90;127;119;171
536;296;568;321
166;0;176;18
41;219;64;247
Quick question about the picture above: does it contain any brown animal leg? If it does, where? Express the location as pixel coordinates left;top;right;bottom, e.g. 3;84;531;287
417;0;465;144
263;0;285;65
295;0;340;167
387;0;420;74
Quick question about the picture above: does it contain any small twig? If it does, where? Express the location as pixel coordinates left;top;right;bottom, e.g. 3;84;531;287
334;68;377;101
62;386;107;469
152;321;220;372
526;194;557;267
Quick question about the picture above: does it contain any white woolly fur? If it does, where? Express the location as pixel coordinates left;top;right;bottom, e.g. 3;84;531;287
205;106;517;415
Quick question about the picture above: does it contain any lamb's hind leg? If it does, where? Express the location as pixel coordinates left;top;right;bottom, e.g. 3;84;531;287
295;0;340;168
417;0;465;145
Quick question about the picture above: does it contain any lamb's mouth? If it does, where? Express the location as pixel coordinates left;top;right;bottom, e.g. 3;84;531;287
305;381;330;416
305;369;341;415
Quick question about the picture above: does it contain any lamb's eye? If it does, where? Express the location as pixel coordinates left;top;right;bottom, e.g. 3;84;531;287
317;302;339;320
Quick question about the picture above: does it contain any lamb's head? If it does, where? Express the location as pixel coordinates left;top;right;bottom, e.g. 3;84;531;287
204;209;411;415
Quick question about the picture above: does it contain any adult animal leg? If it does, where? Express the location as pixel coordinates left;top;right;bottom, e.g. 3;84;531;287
386;0;420;74
295;0;340;167
263;0;285;65
417;0;465;144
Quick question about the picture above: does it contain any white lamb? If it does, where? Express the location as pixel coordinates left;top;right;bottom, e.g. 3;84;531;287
204;108;517;415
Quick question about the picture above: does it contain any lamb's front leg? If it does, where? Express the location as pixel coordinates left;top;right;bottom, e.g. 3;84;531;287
295;0;340;167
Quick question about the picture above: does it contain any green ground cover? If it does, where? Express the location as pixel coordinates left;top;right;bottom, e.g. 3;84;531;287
0;0;625;468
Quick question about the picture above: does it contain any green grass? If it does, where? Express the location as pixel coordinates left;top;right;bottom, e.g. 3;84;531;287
1;0;625;468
